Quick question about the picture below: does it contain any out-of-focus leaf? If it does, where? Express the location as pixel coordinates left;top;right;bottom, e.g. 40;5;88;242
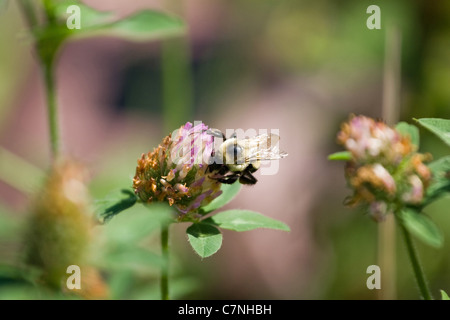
400;208;443;248
33;1;112;58
199;183;241;215
415;118;450;148
0;208;22;239
98;203;173;245
95;189;137;223
129;276;200;300
441;290;450;300
105;10;185;41
203;210;290;232
107;271;133;300
328;151;352;161
106;271;131;299
92;204;173;277
34;3;185;66
54;1;113;28
102;247;165;271
396;122;420;148
0;285;39;300
186;223;222;258
53;2;185;42
0;147;45;194
422;156;450;206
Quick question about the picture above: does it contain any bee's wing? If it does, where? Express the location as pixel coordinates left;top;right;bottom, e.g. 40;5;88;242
242;133;288;162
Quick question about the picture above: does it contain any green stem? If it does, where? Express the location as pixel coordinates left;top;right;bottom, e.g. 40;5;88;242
42;61;60;158
160;222;170;300
18;0;61;159
399;222;433;300
42;0;57;24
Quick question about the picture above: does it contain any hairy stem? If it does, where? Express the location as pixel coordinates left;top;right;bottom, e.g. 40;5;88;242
160;222;170;300
399;222;433;300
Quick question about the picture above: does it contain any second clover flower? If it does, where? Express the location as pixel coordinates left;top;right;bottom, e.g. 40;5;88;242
337;115;432;221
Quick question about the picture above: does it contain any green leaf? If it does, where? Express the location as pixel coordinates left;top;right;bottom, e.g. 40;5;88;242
54;1;113;29
34;2;112;53
54;3;185;42
108;271;134;299
328;151;352;161
95;189;137;223
106;10;185;41
423;156;450;205
203;210;290;232
0;207;22;239
98;203;173;245
415;118;450;148
103;247;165;271
441;290;450;300
396;122;420;148
186;223;222;258
199;183;242;214
400;209;443;248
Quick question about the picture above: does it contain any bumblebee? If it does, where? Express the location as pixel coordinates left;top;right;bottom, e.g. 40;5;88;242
206;129;288;185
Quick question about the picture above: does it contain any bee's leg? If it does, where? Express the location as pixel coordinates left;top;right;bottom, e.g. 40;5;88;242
215;165;230;176
218;175;239;184
238;171;257;185
208;164;232;176
209;170;239;184
207;163;222;173
247;164;258;173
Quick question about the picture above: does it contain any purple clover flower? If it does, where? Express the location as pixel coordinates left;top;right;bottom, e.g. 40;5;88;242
133;122;222;221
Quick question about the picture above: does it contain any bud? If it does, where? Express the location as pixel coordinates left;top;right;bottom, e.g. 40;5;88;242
23;159;108;298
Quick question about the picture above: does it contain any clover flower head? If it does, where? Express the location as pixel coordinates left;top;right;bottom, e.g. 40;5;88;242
338;115;432;221
24;159;107;298
133;122;223;220
338;115;413;165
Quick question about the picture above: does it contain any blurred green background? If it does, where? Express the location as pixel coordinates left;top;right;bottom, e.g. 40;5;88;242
1;0;450;299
